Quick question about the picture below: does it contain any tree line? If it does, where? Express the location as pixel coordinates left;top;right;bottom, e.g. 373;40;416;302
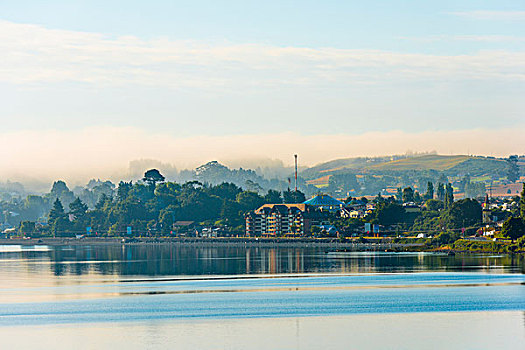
18;169;306;237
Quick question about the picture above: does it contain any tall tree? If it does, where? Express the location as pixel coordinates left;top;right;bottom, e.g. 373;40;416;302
436;183;445;201
264;189;282;204
507;155;519;183
374;202;406;226
283;189;306;204
69;197;88;219
425;182;434;200
520;183;525;220
143;169;165;187
48;198;68;237
236;191;264;211
402;187;414;203
501;216;525;240
444;183;454;209
441;198;481;229
48;198;65;222
117;181;133;201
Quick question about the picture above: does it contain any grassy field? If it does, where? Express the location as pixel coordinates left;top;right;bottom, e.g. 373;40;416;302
366;155;471;171
301;154;508;185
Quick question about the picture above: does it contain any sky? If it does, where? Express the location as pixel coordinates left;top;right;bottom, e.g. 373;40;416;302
1;1;524;185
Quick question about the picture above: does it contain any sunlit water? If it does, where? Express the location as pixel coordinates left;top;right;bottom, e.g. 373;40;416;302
0;244;524;349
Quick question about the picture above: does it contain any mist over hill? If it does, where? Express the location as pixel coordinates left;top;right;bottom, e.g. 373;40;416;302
2;153;523;200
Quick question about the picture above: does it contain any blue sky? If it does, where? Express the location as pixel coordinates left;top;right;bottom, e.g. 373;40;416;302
1;1;524;181
2;1;524;51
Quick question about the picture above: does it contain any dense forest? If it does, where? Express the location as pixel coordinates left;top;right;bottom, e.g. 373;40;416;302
11;169;306;237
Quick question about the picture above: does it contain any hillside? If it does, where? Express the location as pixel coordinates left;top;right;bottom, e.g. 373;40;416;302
300;156;391;179
366;155;470;171
303;155;507;178
302;154;512;195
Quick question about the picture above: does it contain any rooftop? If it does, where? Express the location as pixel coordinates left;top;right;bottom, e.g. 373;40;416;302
303;194;344;207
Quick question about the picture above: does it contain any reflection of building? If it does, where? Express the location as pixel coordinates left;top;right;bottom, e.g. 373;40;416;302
245;204;318;236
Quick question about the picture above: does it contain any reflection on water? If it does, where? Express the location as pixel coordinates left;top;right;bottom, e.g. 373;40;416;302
0;244;523;278
0;245;524;349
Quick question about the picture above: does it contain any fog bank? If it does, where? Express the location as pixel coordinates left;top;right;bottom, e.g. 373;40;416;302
2;126;524;190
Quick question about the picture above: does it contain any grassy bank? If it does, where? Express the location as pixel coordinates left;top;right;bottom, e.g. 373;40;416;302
451;239;524;254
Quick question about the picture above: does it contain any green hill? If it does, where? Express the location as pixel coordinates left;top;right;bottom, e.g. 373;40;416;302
366;155;470;171
302;154;508;180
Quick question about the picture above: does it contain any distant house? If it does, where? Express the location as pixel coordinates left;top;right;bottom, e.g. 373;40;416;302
403;202;421;213
317;224;340;237
173;221;195;228
172;221;195;234
341;208;365;219
2;227;16;235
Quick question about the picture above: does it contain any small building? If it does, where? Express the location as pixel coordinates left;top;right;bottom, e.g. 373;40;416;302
317;224;340;237
172;221;196;235
403;202;421;213
303;194;345;213
173;221;195;229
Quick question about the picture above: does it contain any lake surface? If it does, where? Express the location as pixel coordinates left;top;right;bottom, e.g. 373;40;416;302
0;244;524;349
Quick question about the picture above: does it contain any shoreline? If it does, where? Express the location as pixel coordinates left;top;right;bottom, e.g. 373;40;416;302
1;238;521;254
0;237;424;250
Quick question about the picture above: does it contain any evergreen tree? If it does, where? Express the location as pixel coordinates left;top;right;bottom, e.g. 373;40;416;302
444;183;454;209
48;198;69;237
507;156;519;183
425;182;434;200
436;183;445;201
69;197;88;219
48;198;65;222
520;183;525;220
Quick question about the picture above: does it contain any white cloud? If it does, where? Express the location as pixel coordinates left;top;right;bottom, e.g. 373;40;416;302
1;20;525;91
1;126;524;185
449;11;525;21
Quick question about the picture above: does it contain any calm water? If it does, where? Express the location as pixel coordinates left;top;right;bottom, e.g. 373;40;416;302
0;244;524;349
